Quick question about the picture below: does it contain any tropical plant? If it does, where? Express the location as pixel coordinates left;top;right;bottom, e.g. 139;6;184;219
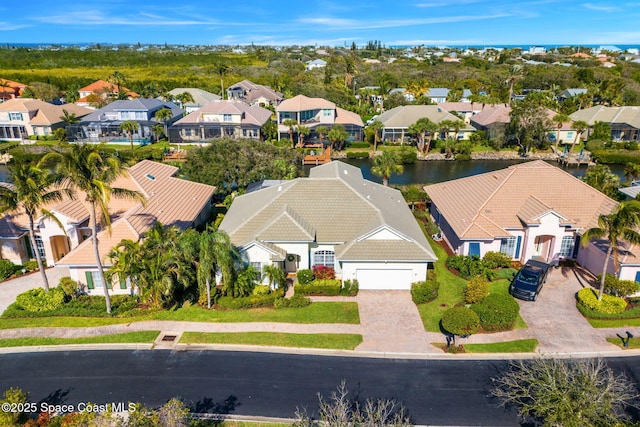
582;164;621;199
551;113;570;148
571;120;589;151
296;124;310;146
581;200;640;300
60;109;80;125
119;120;140;150
263;264;286;292
315;125;328;145
372;151;404;186
506;64;523;104
408;117;438;153
154;107;173;142
368;120;384;151
174;91;195;109
107;70;127;97
624;162;640;182
41;144;146;313
193;227;237;308
327;124;348;150
214;62;230;99
283;118;298;146
0;163;72;291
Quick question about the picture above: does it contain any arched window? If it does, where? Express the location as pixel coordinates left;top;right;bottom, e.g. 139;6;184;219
313;250;335;268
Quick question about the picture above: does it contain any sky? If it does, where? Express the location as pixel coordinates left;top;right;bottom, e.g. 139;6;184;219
3;0;640;47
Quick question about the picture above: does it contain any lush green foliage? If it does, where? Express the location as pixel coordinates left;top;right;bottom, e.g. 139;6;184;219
251;285;271;296
274;294;311;309
598;274;640;297
181;139;303;197
340;279;359;296
0;260;18;281
411;280;439;304
14;288;66;313
577;288;627;314
296;269;315;285
471;294;520;332
464;277;490;304
58;276;80;297
0;387;29;426
481;251;512;269
441;307;480;336
464;339;538;353
347;142;370;149
346;151;370;159
446;255;487;279
3;294;139;318
295;279;342;296
217;292;280;309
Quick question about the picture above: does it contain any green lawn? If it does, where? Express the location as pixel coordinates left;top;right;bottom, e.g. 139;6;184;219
0;302;359;329
463;339;538;353
181;332;363;350
606;336;640;349
0;331;159;347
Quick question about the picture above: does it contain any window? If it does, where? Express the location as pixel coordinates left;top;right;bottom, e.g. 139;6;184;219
34;235;46;259
91;271;104;288
223;114;232;122
250;262;263;280
500;237;517;258
8;112;23;121
560;236;575;257
313;250;335;268
300;110;315;122
322;109;332;117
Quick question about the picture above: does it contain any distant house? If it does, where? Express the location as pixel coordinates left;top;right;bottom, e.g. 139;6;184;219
276;95;363;143
437;102;485;124
169;100;272;142
557;88;588;102
425;161;640;281
165;88;221;114
305;59;327;70
425;88;450;103
75;80;139;109
219;161;437;290
227;80;283;107
570;106;640;142
68;98;183;144
55;160;215;293
376;105;476;143
0;79;28;102
470;104;512;141
0;99;92;141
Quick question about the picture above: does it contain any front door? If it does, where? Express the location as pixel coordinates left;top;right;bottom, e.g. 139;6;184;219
285;254;298;273
533;235;553;261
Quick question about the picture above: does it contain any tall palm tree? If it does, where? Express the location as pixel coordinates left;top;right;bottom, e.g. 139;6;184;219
283;119;298;146
107;239;142;295
296;125;310;147
119;120;139;150
107;71;127;98
60;109;80;125
552;113;570;149
174;92;195;110
408;117;437;153
315;125;328;145
214;62;230;99
507;65;523;105
581;201;640;300
263;264;286;292
572;120;589;151
41;144;146;313
193;226;237;309
372;151;404;186
368;120;384;152
154;108;173;142
0;163;72;291
624;163;640;183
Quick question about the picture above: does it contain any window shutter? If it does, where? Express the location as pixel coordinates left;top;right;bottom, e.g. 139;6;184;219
85;271;94;289
515;236;522;259
572;236;580;258
119;275;127;290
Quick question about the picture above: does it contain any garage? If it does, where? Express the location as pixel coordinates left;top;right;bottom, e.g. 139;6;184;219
355;269;413;290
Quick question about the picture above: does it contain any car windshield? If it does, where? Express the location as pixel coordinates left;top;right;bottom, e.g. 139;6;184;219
517;271;539;285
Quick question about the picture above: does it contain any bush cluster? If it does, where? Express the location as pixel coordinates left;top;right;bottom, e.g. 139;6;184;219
296;269;315;285
313;265;335;280
346;151;370;159
3;293;140;318
58;277;80;297
347;142;370;149
217;292;280;309
411;280;439;304
274;294;311;309
441;307;479;336
0;260;18;281
577;288;627;314
295;279;342;296
481;251;512;269
446;252;513;280
251;285;271;296
340;279;359;296
464;277;489;304
15;288;66;313
598;274;640;297
471;294;520;332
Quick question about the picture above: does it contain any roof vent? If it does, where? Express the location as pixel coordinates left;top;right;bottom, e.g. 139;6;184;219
146;174;155;180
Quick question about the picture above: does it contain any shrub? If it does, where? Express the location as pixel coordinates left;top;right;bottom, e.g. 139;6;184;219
313;265;335;280
58;276;80;297
15;288;66;313
464;277;489;304
217;292;280;309
585;139;606;152
346;151;369;159
441;307;479;336
347;142;370;149
482;251;512;269
471;294;520;332
297;269;315;285
340;279;359;296
274;294;311;309
0;259;18;281
295;279;342;296
21;260;40;272
398;148;417;164
454;153;472;161
625;141;639;151
598;274;640;297
411;280;439;304
577;288;627;314
446;255;487;280
251;284;271;296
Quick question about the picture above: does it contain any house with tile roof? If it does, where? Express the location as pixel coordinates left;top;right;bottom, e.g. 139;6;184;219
75;79;139;109
424;160;640;281
219;161;437;290
164;88;221;114
0;79;28;102
570;106;640;142
276;95;363;143
0;99;92;141
227;80;284;107
67;98;183;144
168;100;272;142
375;105;476;143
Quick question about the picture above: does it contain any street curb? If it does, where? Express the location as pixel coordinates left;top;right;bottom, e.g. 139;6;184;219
0;343;153;354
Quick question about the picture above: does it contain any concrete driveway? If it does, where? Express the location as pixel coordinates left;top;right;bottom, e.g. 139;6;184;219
0;267;70;314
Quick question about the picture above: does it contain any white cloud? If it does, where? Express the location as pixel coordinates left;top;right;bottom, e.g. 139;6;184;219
0;22;31;31
582;3;619;12
297;13;510;30
34;9;246;26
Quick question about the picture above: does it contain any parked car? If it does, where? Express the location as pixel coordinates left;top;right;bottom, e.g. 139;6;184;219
509;259;551;301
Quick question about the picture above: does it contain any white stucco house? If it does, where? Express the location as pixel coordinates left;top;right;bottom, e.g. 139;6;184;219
218;161;437;290
425;160;640;282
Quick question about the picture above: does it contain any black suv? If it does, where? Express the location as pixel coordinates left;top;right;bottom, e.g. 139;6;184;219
509;259;551;301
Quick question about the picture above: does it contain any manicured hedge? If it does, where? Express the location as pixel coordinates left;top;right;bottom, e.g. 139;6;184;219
577;288;627;314
471;294;520;332
441;307;479;336
295;279;342;296
346;151;369;159
347;142;370;149
4;293;139;318
411;280;439;304
217;293;278;309
591;150;640;164
296;269;315;285
273;294;311;309
15;288;66;313
464;277;489;304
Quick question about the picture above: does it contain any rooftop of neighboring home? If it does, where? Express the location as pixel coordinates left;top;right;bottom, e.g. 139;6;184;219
570;105;640;128
469;104;512;126
375;105;474;129
219;161;435;261
425;88;450;98
277;95;363;126
437;102;486;113
173;100;272;126
424;160;618;240
79;98;183;123
77;79;138;99
227;79;283;104
557;88;588;98
0;79;28;96
0;98;93;124
56;160;215;266
165;88;221;106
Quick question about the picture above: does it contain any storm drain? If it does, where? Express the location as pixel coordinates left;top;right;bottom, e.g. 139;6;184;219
161;335;177;342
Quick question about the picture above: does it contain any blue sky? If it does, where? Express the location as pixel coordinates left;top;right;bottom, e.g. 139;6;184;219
3;1;640;46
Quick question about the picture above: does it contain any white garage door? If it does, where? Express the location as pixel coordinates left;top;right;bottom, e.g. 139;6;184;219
356;269;413;290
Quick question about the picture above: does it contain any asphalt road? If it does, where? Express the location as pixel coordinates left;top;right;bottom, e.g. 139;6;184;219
1;350;638;426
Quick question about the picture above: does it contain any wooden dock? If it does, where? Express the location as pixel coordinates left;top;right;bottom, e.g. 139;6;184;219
303;146;331;165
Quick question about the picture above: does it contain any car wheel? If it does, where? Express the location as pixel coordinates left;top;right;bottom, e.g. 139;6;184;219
532;293;538;301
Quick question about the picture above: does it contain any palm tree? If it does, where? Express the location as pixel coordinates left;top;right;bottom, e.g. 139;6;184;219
371;151;404;186
174;92;195;110
368;120;384;152
581;201;640;300
214;62;230;99
624;163;640;183
507;65;523;105
197;227;237;308
296;125;310;147
107;71;127;98
41;144;146;313
154;107;173;142
107;239;142;295
0;163;72;291
552;113;570;149
283;119;298;147
572;120;589;151
119;120;139;150
408;117;437;153
582;164;620;199
327;124;348;151
263;264;286;292
60;109;80;125
315;125;328;145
